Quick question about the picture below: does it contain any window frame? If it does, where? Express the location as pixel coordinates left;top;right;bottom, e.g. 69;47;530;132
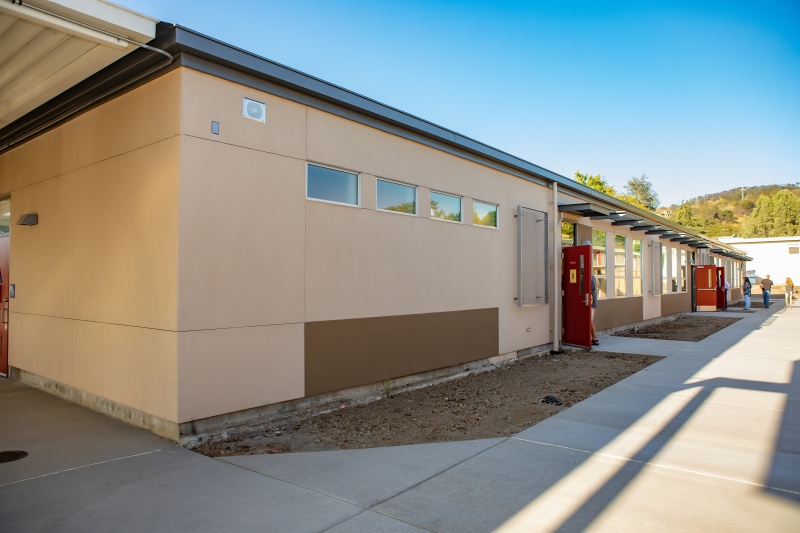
613;233;627;297
430;190;463;223
375;177;417;216
632;238;643;296
680;249;688;292
306;162;361;207
592;228;608;299
0;197;10;236
670;247;679;293
561;220;577;247
472;199;499;229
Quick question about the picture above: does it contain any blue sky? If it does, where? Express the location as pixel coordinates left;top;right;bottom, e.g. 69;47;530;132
115;0;800;206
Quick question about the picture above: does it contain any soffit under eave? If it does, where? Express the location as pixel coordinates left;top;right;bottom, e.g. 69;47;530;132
0;0;157;129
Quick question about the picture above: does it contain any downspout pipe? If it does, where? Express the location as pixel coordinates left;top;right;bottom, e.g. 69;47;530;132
0;2;173;153
552;181;562;353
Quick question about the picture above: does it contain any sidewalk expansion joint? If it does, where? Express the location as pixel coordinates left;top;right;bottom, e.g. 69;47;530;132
217;437;510;532
511;437;800;496
0;448;172;488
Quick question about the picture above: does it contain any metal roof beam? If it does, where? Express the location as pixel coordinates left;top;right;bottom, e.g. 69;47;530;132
590;211;629;221
557;203;610;217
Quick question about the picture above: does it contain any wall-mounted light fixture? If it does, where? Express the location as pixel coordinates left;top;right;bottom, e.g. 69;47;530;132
17;213;38;225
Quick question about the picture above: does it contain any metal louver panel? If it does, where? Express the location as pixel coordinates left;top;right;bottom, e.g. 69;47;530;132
518;205;548;306
651;240;663;295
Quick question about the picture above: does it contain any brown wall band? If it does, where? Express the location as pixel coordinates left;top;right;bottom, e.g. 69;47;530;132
594;297;644;330
305;308;499;396
661;292;692;316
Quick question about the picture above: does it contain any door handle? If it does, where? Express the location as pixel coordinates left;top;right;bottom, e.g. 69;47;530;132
585;293;590;306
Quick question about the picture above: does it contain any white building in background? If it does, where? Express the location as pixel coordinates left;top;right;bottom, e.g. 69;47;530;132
719;236;800;282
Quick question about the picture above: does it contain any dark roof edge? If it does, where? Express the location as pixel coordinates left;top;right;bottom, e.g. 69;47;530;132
170;26;571;183
167;27;752;256
0;23;748;259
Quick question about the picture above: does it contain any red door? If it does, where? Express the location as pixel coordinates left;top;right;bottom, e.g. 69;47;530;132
563;245;592;349
696;265;717;311
0;235;8;377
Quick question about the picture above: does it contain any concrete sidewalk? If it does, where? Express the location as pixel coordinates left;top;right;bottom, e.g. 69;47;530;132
1;305;799;532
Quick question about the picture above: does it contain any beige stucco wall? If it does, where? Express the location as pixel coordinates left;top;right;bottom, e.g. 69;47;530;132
304;109;501;322
175;70;308;421
2;63;717;428
174;69;557;421
497;177;553;354
2;70;182;422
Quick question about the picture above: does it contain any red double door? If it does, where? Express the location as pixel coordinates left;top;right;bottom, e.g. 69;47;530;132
562;245;592;349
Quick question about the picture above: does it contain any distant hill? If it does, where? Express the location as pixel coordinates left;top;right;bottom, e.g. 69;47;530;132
656;183;800;238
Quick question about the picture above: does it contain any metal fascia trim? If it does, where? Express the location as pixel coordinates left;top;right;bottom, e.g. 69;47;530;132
167;26;593;190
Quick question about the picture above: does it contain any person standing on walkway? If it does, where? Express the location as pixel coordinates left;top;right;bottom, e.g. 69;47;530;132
723;278;730;310
761;275;773;308
743;277;751;310
786;277;795;309
582;239;600;347
590;273;599;346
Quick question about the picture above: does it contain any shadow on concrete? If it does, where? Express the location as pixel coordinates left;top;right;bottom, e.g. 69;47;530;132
765;358;800;501
554;367;800;532
519;312;800;532
466;308;800;531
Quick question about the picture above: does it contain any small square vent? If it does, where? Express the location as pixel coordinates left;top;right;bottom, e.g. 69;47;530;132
242;98;266;123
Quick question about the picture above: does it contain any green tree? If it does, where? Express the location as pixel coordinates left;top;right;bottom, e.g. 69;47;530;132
430;200;460;222
770;189;800;236
384;201;415;214
624;174;660;211
671;201;701;229
718;209;735;222
473;209;497;227
740;194;773;237
573;171;645;209
574;171;617;196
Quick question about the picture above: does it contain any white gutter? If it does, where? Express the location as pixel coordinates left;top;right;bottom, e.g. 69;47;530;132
0;1;128;50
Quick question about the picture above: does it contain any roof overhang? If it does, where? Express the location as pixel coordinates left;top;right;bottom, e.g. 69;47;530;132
558;203;609;217
0;0;157;129
710;248;753;261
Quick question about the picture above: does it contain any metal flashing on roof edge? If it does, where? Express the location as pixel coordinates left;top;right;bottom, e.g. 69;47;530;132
0;23;751;263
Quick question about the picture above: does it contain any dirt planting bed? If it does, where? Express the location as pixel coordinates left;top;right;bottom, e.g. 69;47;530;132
191;314;747;458
193;350;662;457
611;315;742;342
